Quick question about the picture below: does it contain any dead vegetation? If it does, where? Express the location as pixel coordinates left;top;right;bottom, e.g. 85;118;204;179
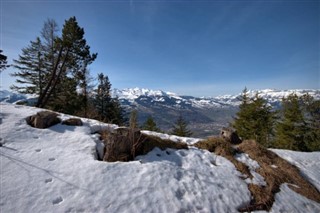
195;138;320;212
99;128;320;212
100;127;188;162
237;140;320;212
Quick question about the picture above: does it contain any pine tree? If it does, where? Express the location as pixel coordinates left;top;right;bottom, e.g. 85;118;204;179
37;16;97;108
0;50;8;72
300;94;320;151
11;17;96;108
233;87;253;140
171;115;192;137
233;89;276;147
109;97;126;126
142;116;160;132
129;110;139;129
48;76;80;114
250;94;276;147
11;37;46;95
75;65;94;118
275;94;307;151
93;73;112;122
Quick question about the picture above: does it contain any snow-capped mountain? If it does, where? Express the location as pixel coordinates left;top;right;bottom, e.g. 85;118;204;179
113;87;320;109
214;89;320;107
111;88;319;137
112;87;224;109
1;88;319;137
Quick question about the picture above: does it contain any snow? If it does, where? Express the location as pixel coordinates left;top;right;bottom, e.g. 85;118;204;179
235;153;267;186
271;149;320;192
1;103;320;212
142;130;201;145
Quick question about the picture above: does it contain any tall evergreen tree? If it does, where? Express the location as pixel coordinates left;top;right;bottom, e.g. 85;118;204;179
142;116;160;132
11;37;46;95
37;16;97;108
275;94;307;151
0;50;8;72
299;94;320;151
171;115;192;137
91;73;125;124
75;65;94;118
233;89;276;147
93;73;112;122
233;87;253;140
11;17;97;109
108;97;126;126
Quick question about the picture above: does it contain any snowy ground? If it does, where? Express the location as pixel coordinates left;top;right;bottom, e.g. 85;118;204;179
1;103;320;212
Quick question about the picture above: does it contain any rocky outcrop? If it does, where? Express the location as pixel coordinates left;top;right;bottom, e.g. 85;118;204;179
220;127;242;144
62;118;83;126
26;111;61;129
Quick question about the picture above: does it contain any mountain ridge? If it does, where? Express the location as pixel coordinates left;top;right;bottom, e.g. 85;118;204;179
1;88;319;137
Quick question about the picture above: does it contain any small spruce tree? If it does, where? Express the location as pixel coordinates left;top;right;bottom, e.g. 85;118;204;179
142;116;160;132
171;115;192;137
233;88;276;147
274;93;307;151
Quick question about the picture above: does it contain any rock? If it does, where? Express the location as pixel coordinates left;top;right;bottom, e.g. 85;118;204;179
62;118;83;126
102;127;144;162
220;127;242;144
26;111;61;129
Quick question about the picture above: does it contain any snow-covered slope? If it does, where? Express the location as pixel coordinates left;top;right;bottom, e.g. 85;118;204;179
1;103;320;212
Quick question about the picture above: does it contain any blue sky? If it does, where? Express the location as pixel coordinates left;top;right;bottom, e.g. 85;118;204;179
1;0;319;97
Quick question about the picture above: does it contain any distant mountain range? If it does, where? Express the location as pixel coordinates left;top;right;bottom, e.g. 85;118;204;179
113;88;320;109
1;88;319;138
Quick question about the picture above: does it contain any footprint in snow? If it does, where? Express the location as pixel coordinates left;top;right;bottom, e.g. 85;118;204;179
178;150;187;157
45;178;53;183
52;196;63;205
48;158;56;161
35;149;41;152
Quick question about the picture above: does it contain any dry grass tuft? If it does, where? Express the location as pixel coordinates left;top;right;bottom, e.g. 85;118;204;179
100;128;188;162
195;137;252;178
195;138;320;212
237;140;320;212
138;133;188;156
